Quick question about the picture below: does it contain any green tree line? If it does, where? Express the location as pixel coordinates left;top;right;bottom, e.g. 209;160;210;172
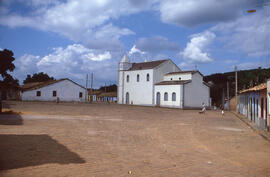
204;67;270;106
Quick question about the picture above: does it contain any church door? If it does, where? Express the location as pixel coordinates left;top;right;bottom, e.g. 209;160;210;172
156;92;160;106
126;92;129;104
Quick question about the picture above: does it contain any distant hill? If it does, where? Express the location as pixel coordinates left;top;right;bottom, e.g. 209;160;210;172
204;67;270;106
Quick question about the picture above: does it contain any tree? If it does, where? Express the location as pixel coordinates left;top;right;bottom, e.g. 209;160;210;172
99;84;117;92
0;49;18;85
23;72;55;84
204;67;270;106
0;49;15;79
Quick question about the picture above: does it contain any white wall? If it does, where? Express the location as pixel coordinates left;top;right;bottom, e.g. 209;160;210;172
117;70;124;104
21;80;86;102
118;59;181;106
164;73;192;81
153;60;180;105
267;80;270;127
183;73;210;108
123;69;154;106
155;85;182;108
153;60;180;84
118;61;132;104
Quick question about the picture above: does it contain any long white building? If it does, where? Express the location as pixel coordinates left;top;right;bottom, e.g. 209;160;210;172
118;55;211;109
21;78;86;102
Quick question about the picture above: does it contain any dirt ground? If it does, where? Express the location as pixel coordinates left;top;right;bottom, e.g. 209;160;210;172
0;101;270;177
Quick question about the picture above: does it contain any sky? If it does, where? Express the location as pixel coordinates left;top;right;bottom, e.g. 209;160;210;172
0;0;270;88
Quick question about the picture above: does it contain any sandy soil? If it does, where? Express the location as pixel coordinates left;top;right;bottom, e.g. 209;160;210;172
0;101;270;177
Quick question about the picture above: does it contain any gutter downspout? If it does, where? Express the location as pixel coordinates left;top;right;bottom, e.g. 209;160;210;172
122;71;124;104
180;84;184;109
183;84;185;108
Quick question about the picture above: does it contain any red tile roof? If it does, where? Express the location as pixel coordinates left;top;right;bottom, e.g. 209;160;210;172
155;80;191;85
239;83;266;93
21;78;85;91
165;70;203;77
128;59;169;71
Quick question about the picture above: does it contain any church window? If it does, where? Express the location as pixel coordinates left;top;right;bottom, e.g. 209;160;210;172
53;90;57;97
147;73;150;81
170;78;173;80
172;92;176;101
179;77;181;80
36;91;41;97
164;92;168;101
127;75;129;82
137;74;140;82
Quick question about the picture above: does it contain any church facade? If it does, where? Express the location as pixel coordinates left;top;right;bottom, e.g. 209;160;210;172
117;55;211;109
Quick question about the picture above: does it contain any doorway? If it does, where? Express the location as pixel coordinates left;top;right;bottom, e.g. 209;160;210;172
126;92;129;104
156;92;160;106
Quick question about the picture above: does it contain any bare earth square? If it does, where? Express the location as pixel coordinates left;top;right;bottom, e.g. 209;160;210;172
0;101;270;177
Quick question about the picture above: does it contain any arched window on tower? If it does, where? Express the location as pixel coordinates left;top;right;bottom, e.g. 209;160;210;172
137;74;140;82
172;92;176;101
126;75;129;82
164;92;168;101
146;73;150;81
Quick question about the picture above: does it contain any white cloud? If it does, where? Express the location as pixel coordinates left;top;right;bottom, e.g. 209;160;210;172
211;6;270;57
237;61;270;70
14;44;119;87
129;45;145;55
24;0;60;7
36;44;112;69
135;36;180;52
94;23;135;40
180;31;215;67
14;54;40;74
38;44;111;65
128;36;180;62
0;0;146;45
85;23;135;51
83;51;111;61
159;0;255;27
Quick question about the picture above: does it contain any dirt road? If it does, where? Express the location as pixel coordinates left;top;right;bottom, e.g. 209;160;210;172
0;101;270;177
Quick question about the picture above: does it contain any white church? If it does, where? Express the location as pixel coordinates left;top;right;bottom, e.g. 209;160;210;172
117;55;211;109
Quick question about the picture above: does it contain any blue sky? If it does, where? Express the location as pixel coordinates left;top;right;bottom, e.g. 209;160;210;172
0;0;270;88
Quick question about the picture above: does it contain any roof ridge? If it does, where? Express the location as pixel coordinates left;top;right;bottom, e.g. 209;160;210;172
239;82;266;93
132;59;169;64
21;78;85;91
128;59;170;71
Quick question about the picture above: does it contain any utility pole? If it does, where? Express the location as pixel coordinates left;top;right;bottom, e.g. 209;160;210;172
85;74;88;102
90;73;93;102
235;66;238;112
91;73;93;91
227;80;230;111
104;82;107;102
222;88;225;109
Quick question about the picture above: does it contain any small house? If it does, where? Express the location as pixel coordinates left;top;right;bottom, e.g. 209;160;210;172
98;92;117;102
238;83;268;129
21;78;86;102
267;79;270;130
118;55;211;109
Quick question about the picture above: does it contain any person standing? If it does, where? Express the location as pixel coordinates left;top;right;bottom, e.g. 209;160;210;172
202;102;206;112
199;102;206;114
0;95;2;113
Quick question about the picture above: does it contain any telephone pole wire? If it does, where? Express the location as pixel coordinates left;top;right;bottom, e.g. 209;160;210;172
235;66;238;112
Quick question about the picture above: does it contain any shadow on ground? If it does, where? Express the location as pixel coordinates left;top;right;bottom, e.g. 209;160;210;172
0;112;23;125
0;134;85;170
